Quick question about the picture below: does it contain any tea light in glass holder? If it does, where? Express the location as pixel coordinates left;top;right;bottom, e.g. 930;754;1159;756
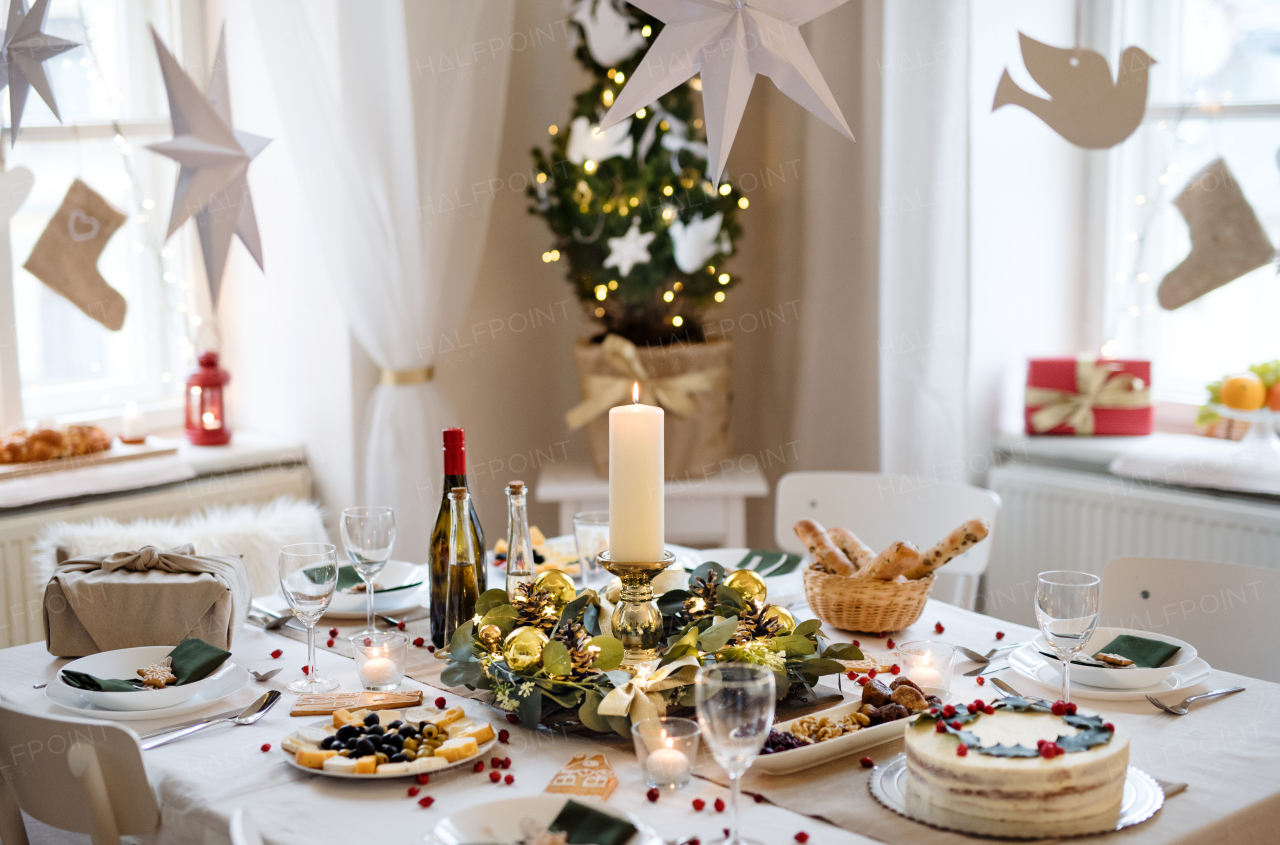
349;631;408;690
898;640;957;691
631;716;700;789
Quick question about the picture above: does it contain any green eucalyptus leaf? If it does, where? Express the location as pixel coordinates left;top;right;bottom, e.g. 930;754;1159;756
607;715;632;738
476;589;512;616
583;602;602;637
555;592;592;633
439;661;483;689
447;621;476;662
603;669;632;689
715;585;744;610
479;604;519;635
539;683;584;709
659;627;700;667
578;690;612;733
793;618;823;638
515;685;543;728
691;561;726;583
698;615;740;652
543;640;572;676
821;642;864;661
772;634;816;656
589;635;624;671
800;657;847;676
657;589;691;616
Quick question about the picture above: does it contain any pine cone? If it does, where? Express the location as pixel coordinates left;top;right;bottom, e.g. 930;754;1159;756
553;622;600;679
734;598;782;644
512;582;560;635
683;569;721;622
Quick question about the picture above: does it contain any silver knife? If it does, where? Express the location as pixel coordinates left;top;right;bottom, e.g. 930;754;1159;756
142;690;280;750
137;708;243;740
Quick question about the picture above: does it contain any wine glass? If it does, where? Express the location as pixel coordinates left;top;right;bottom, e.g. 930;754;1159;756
1035;570;1101;704
695;663;775;845
341;506;396;635
279;543;340;693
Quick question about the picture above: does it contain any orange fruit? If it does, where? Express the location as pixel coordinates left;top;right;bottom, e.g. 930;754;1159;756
1221;373;1266;411
1268;383;1280;412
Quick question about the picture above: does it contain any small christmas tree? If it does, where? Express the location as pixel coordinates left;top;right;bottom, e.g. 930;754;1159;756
529;0;745;347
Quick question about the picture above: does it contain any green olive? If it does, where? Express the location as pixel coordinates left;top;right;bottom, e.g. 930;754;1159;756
403;738;418;751
419;748;434;757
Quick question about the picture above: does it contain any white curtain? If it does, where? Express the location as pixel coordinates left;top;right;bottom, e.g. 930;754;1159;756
878;0;972;479
249;1;514;559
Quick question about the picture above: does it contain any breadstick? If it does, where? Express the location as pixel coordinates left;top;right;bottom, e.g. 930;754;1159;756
793;519;855;575
903;518;990;579
827;527;874;572
859;540;921;580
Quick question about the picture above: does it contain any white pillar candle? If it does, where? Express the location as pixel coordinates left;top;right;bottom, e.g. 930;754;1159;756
609;385;664;562
121;402;146;443
361;657;399;686
645;746;690;782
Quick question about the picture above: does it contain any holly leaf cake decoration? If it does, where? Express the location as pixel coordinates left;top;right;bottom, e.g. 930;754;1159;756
919;697;1116;759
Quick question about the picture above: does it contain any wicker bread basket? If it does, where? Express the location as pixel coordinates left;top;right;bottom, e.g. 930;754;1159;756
802;564;935;632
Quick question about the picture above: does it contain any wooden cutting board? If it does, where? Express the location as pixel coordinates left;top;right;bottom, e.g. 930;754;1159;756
0;439;177;481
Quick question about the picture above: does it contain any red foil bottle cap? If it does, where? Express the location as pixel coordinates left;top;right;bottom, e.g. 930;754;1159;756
443;428;465;474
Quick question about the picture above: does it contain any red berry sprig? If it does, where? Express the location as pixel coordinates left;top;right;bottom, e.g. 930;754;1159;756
504;774;514;785
498;729;510;743
886;638;896;649
867;668;877;679
474;761;485;773
397;620;406;630
427;645;436;652
856;675;869;686
976;676;985;686
647;788;660;802
846;671;857;681
326;638;335;648
489;771;501;783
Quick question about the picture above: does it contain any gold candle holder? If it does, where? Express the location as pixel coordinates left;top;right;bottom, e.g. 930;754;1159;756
597;549;676;665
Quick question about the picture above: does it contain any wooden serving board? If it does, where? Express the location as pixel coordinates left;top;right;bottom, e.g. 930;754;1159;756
0;439;177;481
289;690;423;717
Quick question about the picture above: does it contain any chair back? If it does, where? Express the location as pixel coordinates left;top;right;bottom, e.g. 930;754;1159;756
1101;556;1280;683
0;699;158;841
231;808;265;845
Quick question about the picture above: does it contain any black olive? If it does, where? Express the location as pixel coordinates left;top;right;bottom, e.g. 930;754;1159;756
387;720;403;729
363;712;381;726
399;725;418;739
382;733;404;751
336;725;358;742
345;738;360;751
366;734;384;750
366;724;385;736
354;738;377;757
320;736;337;750
389;753;410;763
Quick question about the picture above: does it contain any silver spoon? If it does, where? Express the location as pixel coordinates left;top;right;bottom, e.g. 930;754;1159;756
142;690;280;750
249;667;282;682
1146;686;1244;716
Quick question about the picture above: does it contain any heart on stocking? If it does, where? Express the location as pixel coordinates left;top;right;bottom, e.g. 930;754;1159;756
68;209;100;242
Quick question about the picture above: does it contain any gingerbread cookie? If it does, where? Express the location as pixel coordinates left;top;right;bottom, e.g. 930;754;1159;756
138;657;176;688
545;753;618;800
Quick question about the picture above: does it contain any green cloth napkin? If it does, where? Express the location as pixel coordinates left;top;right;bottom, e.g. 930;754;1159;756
549;799;637;845
334;565;422;593
59;638;231;692
1095;634;1182;669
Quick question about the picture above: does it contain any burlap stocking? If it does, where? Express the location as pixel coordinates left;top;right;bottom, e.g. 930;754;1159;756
23;179;128;330
1158;158;1276;310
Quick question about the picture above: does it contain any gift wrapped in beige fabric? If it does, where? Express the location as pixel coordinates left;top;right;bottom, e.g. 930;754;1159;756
42;544;251;657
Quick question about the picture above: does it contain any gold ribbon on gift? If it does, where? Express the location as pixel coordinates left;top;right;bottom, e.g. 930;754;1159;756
1026;358;1150;436
380;366;435;386
597;654;701;722
565;334;728;430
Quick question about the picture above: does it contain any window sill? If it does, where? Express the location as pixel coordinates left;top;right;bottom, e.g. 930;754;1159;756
49;396;185;436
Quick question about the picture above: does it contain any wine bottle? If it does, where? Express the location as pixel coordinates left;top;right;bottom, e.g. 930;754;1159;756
429;428;485;647
504;481;536;597
444;487;480;645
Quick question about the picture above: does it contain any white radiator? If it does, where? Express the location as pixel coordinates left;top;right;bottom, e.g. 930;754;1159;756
983;462;1280;627
0;465;312;649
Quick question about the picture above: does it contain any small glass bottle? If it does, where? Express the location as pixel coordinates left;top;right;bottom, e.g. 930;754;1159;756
504;481;536;598
444;487;480;645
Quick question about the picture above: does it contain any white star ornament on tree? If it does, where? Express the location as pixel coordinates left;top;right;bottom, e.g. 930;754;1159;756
1;0;81;144
600;0;854;185
603;219;656;277
147;25;269;307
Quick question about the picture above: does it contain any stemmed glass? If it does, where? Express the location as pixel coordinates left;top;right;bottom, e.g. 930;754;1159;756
279;543;340;693
341;506;396;635
1035;570;1101;704
695;663;775;845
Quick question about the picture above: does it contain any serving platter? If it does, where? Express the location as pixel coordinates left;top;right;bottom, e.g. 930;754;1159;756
1006;645;1211;702
45;663;248;721
280;717;496;780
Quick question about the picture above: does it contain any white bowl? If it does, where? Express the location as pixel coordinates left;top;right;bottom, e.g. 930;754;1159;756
325;560;426;614
1033;627;1197;690
429;796;663;845
59;646;234;711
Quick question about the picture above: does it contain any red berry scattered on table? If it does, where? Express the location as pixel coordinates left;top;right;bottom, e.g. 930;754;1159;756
489;771;501;783
506;713;519;724
301;665;309;675
328;627;338;637
692;798;706;811
413;637;424;647
436;696;447;709
647;788;660;803
942;704;956;718
976;676;985;686
860;756;874;768
407;786;419;797
416;773;431;785
714;798;726;813
753;793;764;804
957;744;968;757
260;743;271;752
886;638;895;649
851;640;860;647
326;638;335;648
504;774;514;785
795;833;810;843
270;649;283;659
498;729;510;743
418;796;434;808
867;668;877;679
935;622;945;634
427;645;436;653
474;761;485;773
856;676;869;686
890;664;900;675
846;671;857;681
995;631;1005;640
397;621;406;630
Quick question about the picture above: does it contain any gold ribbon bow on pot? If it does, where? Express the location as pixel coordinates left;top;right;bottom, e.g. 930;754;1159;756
565;334;729;430
1026;358;1151;436
596;654;701;723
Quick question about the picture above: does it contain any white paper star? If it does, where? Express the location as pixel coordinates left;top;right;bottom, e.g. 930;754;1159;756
604;219;656;277
0;0;80;144
571;0;648;67
601;0;854;184
147;25;269;306
567;115;634;165
668;211;722;274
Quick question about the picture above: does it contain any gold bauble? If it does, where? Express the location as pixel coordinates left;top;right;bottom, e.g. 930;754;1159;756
478;624;503;650
725;569;767;604
762;605;796;633
502;626;549;673
533;569;577;610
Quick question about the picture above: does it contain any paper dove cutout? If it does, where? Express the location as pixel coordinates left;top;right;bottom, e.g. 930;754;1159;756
1158;158;1275;310
669;211;722;274
603;219;655;277
993;33;1155;149
567;115;634;164
147;25;269;307
571;0;647;67
0;0;80;145
600;0;854;186
0;165;32;223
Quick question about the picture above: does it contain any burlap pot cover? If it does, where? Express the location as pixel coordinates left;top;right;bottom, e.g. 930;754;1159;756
573;337;732;480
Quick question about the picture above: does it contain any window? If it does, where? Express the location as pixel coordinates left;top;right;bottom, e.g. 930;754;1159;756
1103;0;1280;404
3;0;205;422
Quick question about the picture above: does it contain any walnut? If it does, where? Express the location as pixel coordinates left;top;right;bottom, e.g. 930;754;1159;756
890;684;929;711
889;676;923;694
860;678;893;708
867;703;909;725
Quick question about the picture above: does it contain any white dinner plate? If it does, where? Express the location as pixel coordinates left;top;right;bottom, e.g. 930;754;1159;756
755;687;953;775
695;548;805;607
45;662;248;721
281;717;496;779
1031;627;1198;690
1007;645;1211;701
58;646;237;711
428;796;663;845
323;560;427;615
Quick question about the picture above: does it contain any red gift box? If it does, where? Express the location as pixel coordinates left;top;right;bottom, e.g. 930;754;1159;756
1025;357;1152;436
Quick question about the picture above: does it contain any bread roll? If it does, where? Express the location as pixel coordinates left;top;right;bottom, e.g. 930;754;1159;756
859;540;921;580
827;527;873;572
792;519;855;575
902;518;990;579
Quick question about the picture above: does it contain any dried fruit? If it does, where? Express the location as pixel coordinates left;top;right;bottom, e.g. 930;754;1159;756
416;773;431;785
995;631;1005;640
407;786;419;797
890;664;900;675
260;743;271;752
504;774;514;785
714;798;726;812
436;697;447;709
489;771;501;783
957;744;968;757
860;756;874;768
413;637;425;647
498;729;510;743
418;796;434;808
270;649;283;659
692;798;706;811
647;788;660;802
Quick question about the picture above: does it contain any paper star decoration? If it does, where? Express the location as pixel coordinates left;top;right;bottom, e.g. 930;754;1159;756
567;115;634;164
0;0;80;145
601;0;854;185
668;212;721;274
604;219;656;277
147;25;269;306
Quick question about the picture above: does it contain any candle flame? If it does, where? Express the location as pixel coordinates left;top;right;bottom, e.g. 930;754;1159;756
664;737;674;749
632;381;640;404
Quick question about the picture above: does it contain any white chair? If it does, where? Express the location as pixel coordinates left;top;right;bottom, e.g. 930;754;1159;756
0;700;159;845
774;471;1001;610
230;808;265;845
1100;557;1280;684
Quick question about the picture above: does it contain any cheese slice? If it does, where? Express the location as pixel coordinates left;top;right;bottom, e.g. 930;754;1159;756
354;755;378;774
426;707;465;728
295;749;337;769
296;727;330;745
409;756;447;773
435;737;478;763
458;722;495;745
446;719;476;738
377;762;409;774
282;735;317;754
322;755;358;774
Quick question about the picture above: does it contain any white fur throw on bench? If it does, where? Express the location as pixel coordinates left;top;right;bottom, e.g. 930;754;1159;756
34;497;328;598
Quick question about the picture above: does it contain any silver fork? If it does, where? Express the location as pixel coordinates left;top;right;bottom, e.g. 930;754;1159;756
1147;686;1244;715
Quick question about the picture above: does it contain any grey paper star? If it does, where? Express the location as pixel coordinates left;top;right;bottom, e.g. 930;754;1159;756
0;0;80;145
147;25;269;305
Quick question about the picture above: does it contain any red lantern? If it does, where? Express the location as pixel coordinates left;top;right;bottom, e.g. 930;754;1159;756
185;351;231;446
